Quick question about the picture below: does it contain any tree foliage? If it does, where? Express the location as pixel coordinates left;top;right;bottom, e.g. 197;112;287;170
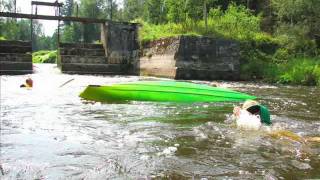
123;0;145;21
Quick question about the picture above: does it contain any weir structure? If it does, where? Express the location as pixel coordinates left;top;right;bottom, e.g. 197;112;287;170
0;1;139;75
1;1;240;80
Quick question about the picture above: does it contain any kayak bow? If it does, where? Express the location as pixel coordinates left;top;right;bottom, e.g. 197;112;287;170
79;81;256;103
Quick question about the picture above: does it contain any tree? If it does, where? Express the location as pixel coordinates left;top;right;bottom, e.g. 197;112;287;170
0;0;14;12
62;0;74;25
123;0;145;21
272;0;320;51
145;0;167;24
165;0;217;23
78;0;104;43
166;0;185;23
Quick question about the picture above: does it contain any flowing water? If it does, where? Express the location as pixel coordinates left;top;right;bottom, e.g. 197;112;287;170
1;64;319;179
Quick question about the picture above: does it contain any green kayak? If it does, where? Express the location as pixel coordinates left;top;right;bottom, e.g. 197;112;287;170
79;81;256;103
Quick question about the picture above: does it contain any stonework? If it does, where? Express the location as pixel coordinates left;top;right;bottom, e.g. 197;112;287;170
140;36;240;80
58;22;140;75
58;42;128;74
0;40;33;75
101;22;140;75
1;25;239;80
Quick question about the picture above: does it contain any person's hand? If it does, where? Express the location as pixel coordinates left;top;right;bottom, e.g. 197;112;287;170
233;106;241;118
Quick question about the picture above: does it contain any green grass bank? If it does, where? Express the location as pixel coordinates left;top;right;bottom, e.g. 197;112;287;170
138;5;320;86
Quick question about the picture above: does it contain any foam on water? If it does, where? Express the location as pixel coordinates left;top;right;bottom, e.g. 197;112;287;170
1;64;320;179
235;110;261;131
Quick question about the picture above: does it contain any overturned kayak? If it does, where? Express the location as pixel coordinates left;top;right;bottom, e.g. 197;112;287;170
79;81;256;103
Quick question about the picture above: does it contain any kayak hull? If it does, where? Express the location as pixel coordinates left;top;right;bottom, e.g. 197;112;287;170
79;81;256;103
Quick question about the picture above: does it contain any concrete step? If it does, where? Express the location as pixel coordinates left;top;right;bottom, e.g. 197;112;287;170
59;43;104;49
60;55;108;64
59;48;106;56
0;69;33;75
0;61;33;75
0;53;32;62
0;40;31;46
60;63;128;74
0;46;32;54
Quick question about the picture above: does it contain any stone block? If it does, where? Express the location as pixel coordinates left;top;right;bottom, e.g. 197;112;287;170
140;54;176;78
140;35;240;80
0;40;31;47
0;69;33;75
216;40;239;57
60;55;107;64
59;43;104;49
0;53;32;62
0;46;32;54
59;48;106;56
60;63;128;74
0;62;33;75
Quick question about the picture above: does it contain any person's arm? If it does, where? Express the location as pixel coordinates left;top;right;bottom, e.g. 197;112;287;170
233;106;241;118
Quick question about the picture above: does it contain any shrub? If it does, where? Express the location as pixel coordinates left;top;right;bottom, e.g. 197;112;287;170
275;24;318;57
208;4;262;41
139;4;270;43
32;50;57;63
277;58;320;85
273;48;291;63
312;65;320;86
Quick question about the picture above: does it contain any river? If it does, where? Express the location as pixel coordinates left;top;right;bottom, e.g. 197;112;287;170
1;64;319;179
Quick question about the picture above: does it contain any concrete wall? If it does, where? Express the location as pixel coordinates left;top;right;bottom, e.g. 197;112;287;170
140;36;240;80
58;22;140;75
0;40;32;75
101;22;140;75
140;37;179;78
58;42;127;74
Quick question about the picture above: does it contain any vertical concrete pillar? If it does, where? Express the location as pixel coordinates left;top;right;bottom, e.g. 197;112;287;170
100;21;140;75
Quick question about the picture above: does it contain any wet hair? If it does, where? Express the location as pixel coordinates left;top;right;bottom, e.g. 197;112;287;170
247;104;272;125
26;78;33;87
242;100;259;110
246;105;260;115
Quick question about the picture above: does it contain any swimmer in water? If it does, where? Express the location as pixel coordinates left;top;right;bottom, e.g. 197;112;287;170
20;78;33;88
233;100;271;130
233;100;320;143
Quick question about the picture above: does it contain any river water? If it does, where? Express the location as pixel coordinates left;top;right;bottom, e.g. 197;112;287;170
1;64;319;179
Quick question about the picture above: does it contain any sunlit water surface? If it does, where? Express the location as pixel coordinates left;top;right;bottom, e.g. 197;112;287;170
1;64;320;179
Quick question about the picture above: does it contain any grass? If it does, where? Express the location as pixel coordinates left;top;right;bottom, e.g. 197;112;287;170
240;56;320;86
276;57;320;86
32;50;57;63
138;5;274;44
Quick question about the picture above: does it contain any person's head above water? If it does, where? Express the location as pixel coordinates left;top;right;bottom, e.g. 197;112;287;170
242;100;259;110
233;100;271;128
26;78;33;87
20;78;33;88
241;100;272;125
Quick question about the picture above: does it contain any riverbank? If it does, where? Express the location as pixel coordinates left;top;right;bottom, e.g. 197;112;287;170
137;4;320;86
32;48;320;86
